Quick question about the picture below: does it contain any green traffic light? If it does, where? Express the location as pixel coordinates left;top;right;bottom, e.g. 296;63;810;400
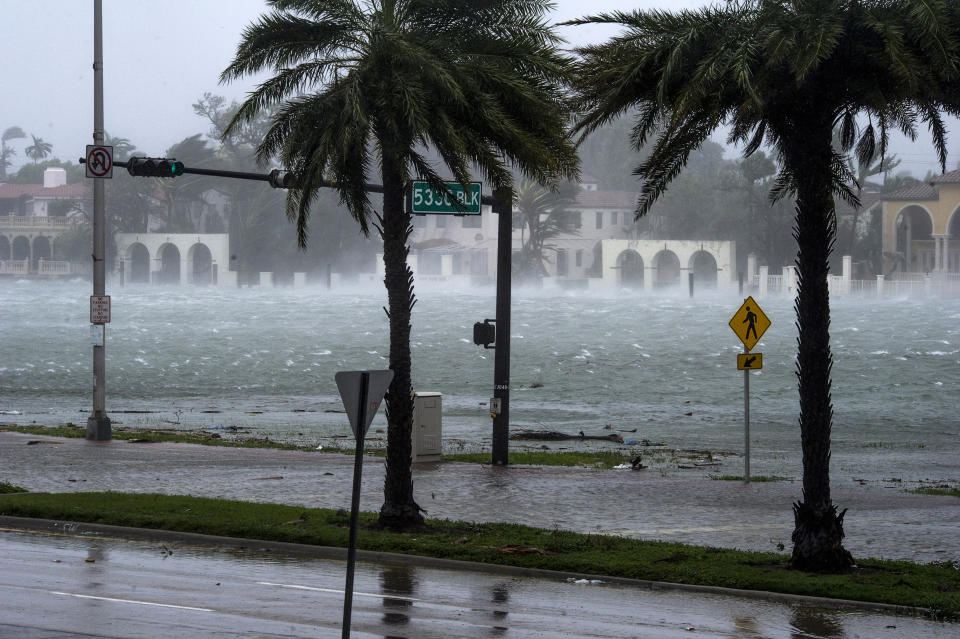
170;161;185;177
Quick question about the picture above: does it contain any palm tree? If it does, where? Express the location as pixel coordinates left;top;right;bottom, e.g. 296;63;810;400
1;126;26;180
221;0;578;529
570;1;960;572
514;179;579;281
24;134;52;164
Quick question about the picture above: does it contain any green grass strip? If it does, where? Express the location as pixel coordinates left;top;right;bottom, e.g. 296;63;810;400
0;491;957;617
908;486;960;498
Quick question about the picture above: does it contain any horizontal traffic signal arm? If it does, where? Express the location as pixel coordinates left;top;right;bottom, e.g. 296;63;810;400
80;156;502;206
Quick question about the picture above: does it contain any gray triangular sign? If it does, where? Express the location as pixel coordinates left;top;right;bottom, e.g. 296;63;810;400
335;370;394;439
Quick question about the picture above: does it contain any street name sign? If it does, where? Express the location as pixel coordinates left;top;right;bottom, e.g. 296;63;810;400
85;145;113;178
737;353;763;370
728;296;770;351
409;181;482;215
90;295;111;324
335;370;394;439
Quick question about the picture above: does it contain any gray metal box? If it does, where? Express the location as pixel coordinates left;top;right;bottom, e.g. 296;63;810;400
412;392;442;462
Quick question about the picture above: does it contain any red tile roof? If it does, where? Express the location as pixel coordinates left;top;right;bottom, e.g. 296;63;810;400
0;183;88;199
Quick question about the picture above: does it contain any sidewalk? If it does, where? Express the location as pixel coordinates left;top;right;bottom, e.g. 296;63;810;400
2;431;957;564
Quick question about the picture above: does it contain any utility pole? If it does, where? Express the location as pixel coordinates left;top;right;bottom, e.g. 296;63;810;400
87;0;111;441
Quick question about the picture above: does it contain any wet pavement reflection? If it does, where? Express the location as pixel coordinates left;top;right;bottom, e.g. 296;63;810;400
0;530;956;638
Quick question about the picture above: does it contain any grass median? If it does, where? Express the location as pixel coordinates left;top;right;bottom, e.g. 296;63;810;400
0;491;957;618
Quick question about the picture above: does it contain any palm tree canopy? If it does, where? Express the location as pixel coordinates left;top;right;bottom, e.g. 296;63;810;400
25;134;53;163
570;0;960;218
221;0;579;243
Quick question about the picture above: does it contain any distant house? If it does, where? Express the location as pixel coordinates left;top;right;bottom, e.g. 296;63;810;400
0;168;89;275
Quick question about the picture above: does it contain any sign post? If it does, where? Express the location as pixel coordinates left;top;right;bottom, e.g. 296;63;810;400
728;296;770;483
335;369;394;639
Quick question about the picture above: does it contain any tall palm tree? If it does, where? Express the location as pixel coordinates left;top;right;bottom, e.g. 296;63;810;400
1;126;26;180
24;134;52;164
221;0;578;529
570;0;960;572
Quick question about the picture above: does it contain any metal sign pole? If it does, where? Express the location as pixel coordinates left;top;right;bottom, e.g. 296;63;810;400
744;347;750;484
87;0;111;441
342;371;369;639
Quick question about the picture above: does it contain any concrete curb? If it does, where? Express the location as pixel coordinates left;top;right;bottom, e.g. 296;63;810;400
0;515;936;619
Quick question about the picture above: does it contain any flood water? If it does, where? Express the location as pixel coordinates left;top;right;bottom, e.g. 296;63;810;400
2;279;958;486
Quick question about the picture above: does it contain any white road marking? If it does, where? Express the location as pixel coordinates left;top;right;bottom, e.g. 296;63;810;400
50;591;214;612
257;581;420;603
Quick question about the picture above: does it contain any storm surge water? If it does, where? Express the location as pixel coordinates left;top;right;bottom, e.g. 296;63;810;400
2;279;957;485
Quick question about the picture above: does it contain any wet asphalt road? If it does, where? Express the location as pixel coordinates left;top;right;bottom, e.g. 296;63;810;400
1;529;957;639
1;431;958;564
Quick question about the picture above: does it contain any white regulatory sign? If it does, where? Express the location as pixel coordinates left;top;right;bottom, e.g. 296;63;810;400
85;145;113;179
90;295;111;324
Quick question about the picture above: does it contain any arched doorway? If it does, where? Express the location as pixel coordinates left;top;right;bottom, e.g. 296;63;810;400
0;236;10;261
894;206;934;272
616;250;643;288
189;242;213;285
690;250;718;288
128;243;150;283
158;243;181;284
12;236;30;261
653;250;681;287
32;236;51;269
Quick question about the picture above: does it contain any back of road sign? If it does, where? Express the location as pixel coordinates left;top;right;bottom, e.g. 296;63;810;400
335;370;394;439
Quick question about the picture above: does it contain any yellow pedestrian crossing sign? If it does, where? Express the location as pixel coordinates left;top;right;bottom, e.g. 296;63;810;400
737;353;763;370
729;296;770;350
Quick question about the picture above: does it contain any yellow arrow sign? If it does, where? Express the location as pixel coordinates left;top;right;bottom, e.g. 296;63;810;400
729;296;770;350
737;353;763;370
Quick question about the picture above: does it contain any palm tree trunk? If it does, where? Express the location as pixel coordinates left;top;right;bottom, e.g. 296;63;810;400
378;151;424;530
787;115;854;572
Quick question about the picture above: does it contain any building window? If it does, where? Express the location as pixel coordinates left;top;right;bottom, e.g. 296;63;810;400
610;211;618;226
596;211;603;230
462;214;482;228
557;248;568;276
575;249;583;267
568;212;581;229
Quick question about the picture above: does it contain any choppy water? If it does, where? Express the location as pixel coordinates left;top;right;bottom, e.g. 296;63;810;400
2;279;958;485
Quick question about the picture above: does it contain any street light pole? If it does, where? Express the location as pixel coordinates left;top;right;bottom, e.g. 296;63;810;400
87;0;111;441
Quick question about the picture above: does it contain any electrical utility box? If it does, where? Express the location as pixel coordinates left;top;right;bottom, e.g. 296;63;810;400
411;392;442;462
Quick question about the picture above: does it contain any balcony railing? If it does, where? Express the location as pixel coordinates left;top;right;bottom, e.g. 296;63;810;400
0;259;90;275
0;215;79;229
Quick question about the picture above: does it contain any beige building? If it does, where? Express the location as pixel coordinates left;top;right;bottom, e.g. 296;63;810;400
882;170;960;274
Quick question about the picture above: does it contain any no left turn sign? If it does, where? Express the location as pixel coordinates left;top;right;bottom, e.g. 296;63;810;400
85;145;113;178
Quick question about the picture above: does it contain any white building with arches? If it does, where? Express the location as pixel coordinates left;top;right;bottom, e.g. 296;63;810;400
114;233;235;286
599;239;737;290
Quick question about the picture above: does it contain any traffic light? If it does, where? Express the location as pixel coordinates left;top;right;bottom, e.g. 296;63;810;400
268;168;296;189
126;157;185;178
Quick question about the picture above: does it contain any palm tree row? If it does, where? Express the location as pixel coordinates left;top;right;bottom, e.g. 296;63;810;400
223;0;960;571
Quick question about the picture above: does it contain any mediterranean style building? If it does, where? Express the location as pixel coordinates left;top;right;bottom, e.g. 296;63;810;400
881;169;960;275
0;168;89;277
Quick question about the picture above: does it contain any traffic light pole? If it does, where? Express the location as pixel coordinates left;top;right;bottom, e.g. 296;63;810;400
87;0;111;441
490;189;512;466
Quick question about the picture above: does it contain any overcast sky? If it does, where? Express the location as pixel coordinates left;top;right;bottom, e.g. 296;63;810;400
1;0;953;178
